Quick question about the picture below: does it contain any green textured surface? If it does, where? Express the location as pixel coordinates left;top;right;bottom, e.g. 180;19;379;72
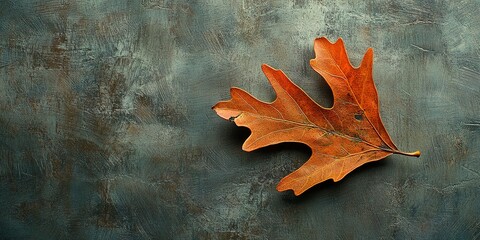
1;0;479;239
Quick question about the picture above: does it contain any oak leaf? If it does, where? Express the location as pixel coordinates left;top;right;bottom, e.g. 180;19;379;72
213;37;420;196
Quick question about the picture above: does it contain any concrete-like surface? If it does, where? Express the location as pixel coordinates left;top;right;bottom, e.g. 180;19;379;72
1;0;479;239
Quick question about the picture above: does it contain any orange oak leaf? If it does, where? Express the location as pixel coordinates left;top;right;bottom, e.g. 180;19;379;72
213;37;420;196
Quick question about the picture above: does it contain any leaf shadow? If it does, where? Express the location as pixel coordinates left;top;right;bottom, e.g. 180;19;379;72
279;157;391;204
219;121;393;204
223;125;311;158
223;125;251;147
296;46;333;108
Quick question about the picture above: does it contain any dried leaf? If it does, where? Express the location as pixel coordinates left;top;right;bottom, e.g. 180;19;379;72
213;37;420;196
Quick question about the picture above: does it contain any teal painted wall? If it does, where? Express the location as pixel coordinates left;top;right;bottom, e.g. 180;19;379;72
1;0;479;239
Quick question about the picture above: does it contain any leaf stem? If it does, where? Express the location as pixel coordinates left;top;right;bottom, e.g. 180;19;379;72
388;149;421;157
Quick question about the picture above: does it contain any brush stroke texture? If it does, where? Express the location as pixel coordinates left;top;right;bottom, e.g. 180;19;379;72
0;0;479;239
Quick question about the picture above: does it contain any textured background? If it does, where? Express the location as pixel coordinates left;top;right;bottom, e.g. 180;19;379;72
1;0;480;239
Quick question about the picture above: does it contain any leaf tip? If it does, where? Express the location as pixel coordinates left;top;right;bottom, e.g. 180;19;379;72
335;37;344;45
261;63;276;73
276;183;291;194
212;107;241;121
241;143;252;152
276;180;304;196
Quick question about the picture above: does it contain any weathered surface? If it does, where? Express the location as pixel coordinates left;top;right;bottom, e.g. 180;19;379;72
0;0;479;239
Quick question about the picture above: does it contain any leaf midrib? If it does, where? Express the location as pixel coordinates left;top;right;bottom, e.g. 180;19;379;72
319;47;392;149
236;111;385;152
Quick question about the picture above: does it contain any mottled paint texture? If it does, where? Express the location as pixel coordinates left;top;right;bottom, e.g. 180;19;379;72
1;0;479;239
